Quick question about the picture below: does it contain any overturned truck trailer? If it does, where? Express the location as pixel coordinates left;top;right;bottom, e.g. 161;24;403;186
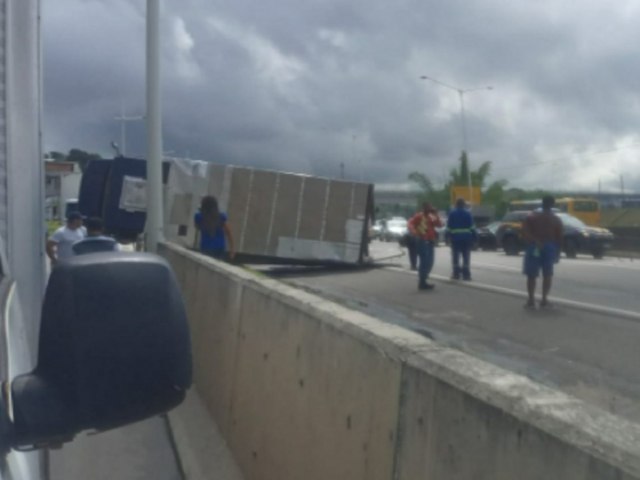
165;159;374;265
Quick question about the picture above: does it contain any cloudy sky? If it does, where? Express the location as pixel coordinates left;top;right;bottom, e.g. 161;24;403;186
43;0;640;193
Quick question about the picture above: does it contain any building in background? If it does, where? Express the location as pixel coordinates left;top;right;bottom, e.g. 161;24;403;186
44;160;82;220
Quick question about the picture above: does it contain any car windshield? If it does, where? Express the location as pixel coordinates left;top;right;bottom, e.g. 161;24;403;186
557;212;586;229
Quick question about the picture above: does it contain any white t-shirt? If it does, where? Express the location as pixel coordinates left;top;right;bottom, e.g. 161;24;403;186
50;226;87;260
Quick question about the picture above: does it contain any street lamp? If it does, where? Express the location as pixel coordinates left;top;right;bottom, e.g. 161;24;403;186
110;140;121;157
419;75;493;205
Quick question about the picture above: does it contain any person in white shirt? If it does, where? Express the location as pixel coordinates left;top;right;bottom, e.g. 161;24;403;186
46;211;86;265
72;217;120;255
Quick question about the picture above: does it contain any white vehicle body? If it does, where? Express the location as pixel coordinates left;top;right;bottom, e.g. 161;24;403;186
1;0;47;478
371;219;385;239
383;217;408;241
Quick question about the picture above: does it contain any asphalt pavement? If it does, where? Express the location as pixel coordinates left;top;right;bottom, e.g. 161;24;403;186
49;416;183;480
263;241;640;425
430;245;640;313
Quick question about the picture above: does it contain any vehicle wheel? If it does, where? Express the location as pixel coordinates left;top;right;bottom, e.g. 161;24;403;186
592;247;604;259
564;238;578;259
503;236;519;256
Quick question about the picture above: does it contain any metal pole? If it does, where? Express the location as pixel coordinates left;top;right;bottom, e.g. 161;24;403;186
458;90;472;205
120;102;126;156
458;90;469;154
352;134;361;181
146;0;163;252
419;76;492;206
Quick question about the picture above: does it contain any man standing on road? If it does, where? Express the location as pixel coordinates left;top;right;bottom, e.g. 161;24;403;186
46;211;86;266
447;198;475;281
522;195;563;308
408;202;443;290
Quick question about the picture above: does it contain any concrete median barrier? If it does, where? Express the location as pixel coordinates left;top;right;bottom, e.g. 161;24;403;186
159;242;640;480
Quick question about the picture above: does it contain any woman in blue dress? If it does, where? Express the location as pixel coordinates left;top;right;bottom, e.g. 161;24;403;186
194;195;235;260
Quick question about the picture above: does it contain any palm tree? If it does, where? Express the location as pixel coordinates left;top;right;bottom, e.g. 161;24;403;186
408;152;508;210
450;151;492;188
408;171;434;195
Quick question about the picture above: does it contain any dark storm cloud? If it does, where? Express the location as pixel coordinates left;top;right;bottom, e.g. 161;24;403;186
43;0;640;192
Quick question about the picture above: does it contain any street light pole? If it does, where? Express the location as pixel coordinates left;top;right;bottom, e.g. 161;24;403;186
146;0;163;252
458;90;468;155
419;75;492;205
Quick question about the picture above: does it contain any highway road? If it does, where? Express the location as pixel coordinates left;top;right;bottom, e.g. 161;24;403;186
428;244;640;314
262;241;640;425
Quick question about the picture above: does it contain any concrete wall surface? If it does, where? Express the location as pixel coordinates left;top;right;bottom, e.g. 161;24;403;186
159;242;640;480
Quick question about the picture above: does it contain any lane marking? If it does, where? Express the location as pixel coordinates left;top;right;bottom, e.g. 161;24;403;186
463;256;640;275
469;261;520;272
386;265;640;324
558;260;640;272
462;248;640;269
472;253;640;272
374;246;640;275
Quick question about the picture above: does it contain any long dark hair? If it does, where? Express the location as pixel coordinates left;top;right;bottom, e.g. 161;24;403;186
200;195;222;235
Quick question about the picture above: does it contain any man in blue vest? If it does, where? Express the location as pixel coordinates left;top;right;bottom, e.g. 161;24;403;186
447;198;475;280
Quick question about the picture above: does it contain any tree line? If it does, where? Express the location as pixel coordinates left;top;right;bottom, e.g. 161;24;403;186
407;152;555;219
45;149;102;173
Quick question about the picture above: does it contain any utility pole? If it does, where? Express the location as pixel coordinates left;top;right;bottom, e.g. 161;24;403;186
352;134;363;182
114;101;144;157
146;0;163;252
419;75;493;205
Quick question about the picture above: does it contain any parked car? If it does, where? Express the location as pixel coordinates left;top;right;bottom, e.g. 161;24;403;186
496;211;614;258
476;221;501;250
496;211;531;255
370;219;386;240
382;217;408;241
556;212;614;258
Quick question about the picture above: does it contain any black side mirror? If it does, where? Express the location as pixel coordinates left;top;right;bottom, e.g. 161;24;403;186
4;252;192;450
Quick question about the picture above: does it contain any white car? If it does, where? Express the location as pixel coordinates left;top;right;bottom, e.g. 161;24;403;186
370;220;386;239
382;217;408;241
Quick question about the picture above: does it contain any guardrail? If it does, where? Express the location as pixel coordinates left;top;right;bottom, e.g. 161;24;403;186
159;242;640;480
609;227;640;253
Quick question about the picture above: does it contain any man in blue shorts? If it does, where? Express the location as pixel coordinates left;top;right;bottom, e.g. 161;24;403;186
522;196;563;308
